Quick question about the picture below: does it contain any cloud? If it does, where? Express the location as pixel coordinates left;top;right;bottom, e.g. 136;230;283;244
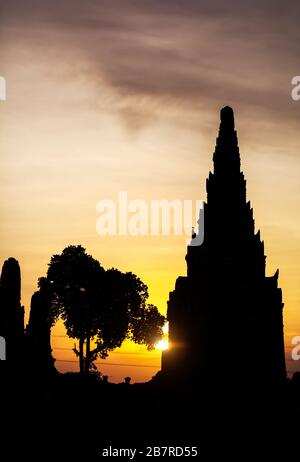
1;0;300;130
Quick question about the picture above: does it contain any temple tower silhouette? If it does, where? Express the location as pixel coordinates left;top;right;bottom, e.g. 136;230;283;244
26;280;57;377
161;107;286;387
0;257;24;361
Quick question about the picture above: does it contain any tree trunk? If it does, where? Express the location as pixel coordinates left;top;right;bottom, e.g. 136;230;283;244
79;336;84;376
85;333;90;376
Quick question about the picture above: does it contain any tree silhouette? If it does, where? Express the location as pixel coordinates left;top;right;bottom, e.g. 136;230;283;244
46;245;165;375
46;245;105;375
99;268;165;356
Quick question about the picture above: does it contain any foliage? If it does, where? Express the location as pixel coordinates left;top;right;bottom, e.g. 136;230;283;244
44;245;165;375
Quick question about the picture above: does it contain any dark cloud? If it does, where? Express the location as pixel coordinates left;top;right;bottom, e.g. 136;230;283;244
1;0;299;128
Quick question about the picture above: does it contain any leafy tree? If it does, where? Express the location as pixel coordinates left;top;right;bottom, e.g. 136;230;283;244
99;268;164;356
47;245;105;375
46;245;165;375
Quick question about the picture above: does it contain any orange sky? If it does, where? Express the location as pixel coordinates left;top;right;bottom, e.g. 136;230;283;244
1;0;299;382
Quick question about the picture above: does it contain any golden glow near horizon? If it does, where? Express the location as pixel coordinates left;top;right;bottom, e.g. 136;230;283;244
1;1;300;382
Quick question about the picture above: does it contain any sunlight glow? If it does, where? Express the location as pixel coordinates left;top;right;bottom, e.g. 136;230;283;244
162;321;169;335
155;339;169;350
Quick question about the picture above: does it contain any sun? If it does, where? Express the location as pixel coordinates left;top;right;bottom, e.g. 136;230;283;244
155;322;169;350
155;339;169;350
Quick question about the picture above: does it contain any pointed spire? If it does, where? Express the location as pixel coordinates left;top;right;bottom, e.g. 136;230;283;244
220;106;235;130
213;106;241;174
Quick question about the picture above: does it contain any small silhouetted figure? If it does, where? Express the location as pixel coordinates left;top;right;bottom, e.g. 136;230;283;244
124;376;131;385
291;372;300;387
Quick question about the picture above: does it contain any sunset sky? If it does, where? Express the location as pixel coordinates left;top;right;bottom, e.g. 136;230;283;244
0;0;299;382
